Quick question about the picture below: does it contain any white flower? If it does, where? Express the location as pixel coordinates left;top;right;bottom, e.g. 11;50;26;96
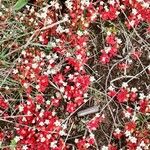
142;2;149;8
100;1;104;5
131;87;137;92
132;8;137;15
41;52;45;58
125;111;131;118
39;121;44;126
56;25;64;33
117;38;122;44
122;82;128;88
19;105;24;112
81;0;90;6
22;145;28;150
65;0;73;10
32;63;38;69
125;130;131;137
109;0;115;5
13;69;18;74
90;76;95;82
21;50;26;55
139;93;145;99
22;117;27;122
77;30;83;36
75;139;79;143
105;47;111;53
76;54;82;60
54;2;59;9
132;114;138;121
54;120;61;126
140;141;146;147
136;146;142;150
101;146;108;150
129;136;137;143
115;128;121;134
60;87;64;93
50;141;57;148
108;85;114;91
63;14;69;22
14;136;20;143
23;83;29;89
59;130;66;136
47;134;51;139
41;137;46;142
36;105;41;110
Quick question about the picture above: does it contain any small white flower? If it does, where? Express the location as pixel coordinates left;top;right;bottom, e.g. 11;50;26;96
19;105;24;112
109;0;115;5
63;14;69;22
132;114;138;121
41;137;46;142
23;83;29;89
32;63;38;69
45;119;50;125
47;134;51;139
59;130;66;136
52;111;56;116
101;146;108;150
90;76;95;82
54;120;61;126
117;38;122;44
108;86;114;91
125;130;131;137
142;2;149;8
132;8;137;15
105;47;111;53
22;145;28;150
36;105;41;110
129;136;137;143
60;87;64;93
76;54;82;60
136;146;142;150
13;69;18;74
21;50;26;55
139;93;145;99
122;82;128;88
140;141;146;147
22;117;27;122
65;0;73;10
89;133;95;138
50;141;57;148
131;87;137;92
100;1;104;5
104;6;109;12
115;128;121;134
125;111;131;118
46;100;50;105
14;136;20;143
77;30;83;36
75;139;79;143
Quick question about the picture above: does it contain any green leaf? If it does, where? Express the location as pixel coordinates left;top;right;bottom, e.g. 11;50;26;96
13;0;28;11
10;139;17;150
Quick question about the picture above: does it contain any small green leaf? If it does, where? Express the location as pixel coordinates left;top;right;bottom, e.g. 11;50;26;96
14;0;28;11
10;139;17;150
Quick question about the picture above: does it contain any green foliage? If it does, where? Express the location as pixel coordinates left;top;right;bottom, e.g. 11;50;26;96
10;139;17;150
13;0;28;11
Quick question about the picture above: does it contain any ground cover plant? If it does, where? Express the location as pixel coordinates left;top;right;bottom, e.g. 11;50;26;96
0;0;150;149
